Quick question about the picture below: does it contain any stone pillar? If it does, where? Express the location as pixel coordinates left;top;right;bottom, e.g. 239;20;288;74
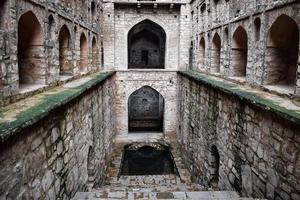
102;2;115;70
179;3;191;71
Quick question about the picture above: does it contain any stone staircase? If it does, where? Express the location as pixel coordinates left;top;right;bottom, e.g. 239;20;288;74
73;143;265;200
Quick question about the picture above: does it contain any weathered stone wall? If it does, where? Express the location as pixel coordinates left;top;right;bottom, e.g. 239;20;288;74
103;1;191;71
0;0;104;101
115;71;177;142
177;73;300;200
190;0;300;96
0;75;116;199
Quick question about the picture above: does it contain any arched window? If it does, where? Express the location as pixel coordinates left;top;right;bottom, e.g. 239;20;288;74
231;26;248;77
128;86;164;132
128;20;166;69
59;25;72;75
18;11;44;87
80;33;88;72
265;15;299;88
211;33;221;73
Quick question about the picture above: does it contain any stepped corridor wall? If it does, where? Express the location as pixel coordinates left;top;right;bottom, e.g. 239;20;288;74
177;74;300;200
0;74;115;199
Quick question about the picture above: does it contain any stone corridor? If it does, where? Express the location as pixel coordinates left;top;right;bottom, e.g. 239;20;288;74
0;0;300;199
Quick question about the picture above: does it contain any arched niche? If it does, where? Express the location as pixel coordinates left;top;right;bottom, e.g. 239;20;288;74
265;14;299;87
128;86;164;132
211;33;221;73
18;11;44;86
59;25;72;75
231;26;248;77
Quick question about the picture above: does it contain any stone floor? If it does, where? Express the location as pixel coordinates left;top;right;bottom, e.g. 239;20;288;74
73;142;267;200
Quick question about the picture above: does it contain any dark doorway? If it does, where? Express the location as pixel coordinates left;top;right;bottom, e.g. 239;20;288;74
128;20;166;69
141;50;149;65
128;86;164;132
210;145;220;188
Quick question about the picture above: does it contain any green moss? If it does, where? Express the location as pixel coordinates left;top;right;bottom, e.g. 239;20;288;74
0;71;115;142
179;70;300;125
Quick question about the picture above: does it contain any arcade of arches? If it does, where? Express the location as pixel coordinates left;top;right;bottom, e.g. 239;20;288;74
0;1;300;200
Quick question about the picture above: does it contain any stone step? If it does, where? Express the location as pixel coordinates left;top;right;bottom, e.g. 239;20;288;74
72;190;263;200
107;174;181;186
92;182;204;193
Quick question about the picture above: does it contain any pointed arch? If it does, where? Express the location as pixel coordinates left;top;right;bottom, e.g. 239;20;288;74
18;11;44;86
199;37;206;70
231;26;248;77
80;33;88;72
92;36;97;68
128;19;166;69
128;86;164;132
59;25;72;75
265;14;299;87
211;33;221;73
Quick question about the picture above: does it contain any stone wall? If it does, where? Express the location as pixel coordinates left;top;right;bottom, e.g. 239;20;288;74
103;1;191;71
177;73;300;200
0;0;104;100
0;74;116;199
190;0;300;96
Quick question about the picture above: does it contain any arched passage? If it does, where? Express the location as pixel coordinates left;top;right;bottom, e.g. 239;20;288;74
265;15;299;87
80;33;88;72
231;26;248;77
18;11;44;86
211;33;221;73
128;20;166;69
210;145;220;188
59;25;72;75
92;37;97;68
199;37;205;70
128;86;164;132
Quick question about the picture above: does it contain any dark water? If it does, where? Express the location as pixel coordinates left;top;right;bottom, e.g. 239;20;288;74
120;146;176;175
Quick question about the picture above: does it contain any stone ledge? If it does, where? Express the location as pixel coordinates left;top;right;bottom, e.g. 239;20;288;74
0;71;116;142
179;70;300;125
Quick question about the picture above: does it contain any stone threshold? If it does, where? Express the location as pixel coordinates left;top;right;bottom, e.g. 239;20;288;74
179;70;300;125
0;71;115;142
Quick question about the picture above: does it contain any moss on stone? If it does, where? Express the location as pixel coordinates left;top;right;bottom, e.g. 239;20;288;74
179;70;300;125
0;71;115;142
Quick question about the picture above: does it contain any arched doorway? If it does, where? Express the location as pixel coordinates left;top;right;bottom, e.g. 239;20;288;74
128;20;166;69
128;86;164;132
